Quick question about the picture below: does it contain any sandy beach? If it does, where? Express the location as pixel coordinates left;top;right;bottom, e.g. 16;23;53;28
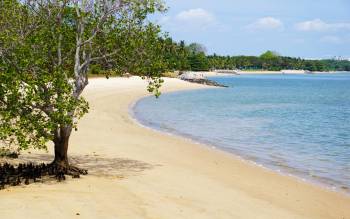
0;77;349;219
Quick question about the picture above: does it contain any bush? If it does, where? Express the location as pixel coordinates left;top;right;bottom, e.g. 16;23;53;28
89;64;102;75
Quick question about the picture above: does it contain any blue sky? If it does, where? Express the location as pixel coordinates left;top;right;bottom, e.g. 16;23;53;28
152;0;350;59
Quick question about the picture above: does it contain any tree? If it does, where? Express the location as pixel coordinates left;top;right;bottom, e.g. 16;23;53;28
0;0;166;174
188;43;207;55
188;52;209;71
177;41;191;70
259;51;281;70
260;50;279;60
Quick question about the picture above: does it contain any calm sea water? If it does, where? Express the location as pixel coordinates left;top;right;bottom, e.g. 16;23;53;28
133;73;350;192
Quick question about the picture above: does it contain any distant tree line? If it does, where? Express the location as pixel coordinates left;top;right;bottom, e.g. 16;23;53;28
89;38;350;74
207;51;350;72
159;43;350;72
89;40;211;75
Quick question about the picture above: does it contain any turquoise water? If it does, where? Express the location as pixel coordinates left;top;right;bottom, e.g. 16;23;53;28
133;73;350;192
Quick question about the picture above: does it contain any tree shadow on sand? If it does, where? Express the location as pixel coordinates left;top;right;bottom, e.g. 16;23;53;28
8;153;157;180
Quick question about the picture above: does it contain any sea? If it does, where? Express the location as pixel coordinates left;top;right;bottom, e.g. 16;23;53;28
132;73;350;193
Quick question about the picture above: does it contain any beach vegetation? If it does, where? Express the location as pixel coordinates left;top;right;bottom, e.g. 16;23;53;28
207;52;350;71
156;40;350;72
0;0;168;177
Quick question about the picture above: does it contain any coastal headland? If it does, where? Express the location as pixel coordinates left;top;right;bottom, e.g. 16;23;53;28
0;77;349;219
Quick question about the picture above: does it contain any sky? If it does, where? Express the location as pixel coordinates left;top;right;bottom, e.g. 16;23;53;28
151;0;350;59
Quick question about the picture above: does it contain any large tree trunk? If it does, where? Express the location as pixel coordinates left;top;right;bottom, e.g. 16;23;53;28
52;126;88;177
53;126;72;169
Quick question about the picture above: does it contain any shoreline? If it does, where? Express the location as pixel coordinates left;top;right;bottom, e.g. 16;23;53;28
131;93;349;196
1;77;349;218
193;70;350;76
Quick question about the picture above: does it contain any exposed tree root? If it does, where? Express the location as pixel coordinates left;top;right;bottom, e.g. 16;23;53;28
0;162;88;190
67;165;88;176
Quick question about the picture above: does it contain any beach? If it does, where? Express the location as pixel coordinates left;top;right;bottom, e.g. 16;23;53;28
0;77;349;219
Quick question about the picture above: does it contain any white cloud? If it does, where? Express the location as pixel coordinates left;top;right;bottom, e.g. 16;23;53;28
156;8;228;33
246;17;284;31
175;8;215;25
295;19;350;32
295;19;329;31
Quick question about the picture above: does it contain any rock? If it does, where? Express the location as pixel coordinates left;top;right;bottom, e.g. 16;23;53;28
122;73;132;78
181;78;228;87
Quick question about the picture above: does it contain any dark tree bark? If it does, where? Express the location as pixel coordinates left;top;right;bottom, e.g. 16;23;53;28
53;126;72;168
52;126;87;177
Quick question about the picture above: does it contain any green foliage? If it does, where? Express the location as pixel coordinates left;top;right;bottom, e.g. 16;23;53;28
0;1;85;150
154;41;349;73
146;77;164;98
188;52;209;71
0;0;167;152
260;50;280;60
160;39;191;71
89;65;103;75
153;40;209;72
207;51;350;71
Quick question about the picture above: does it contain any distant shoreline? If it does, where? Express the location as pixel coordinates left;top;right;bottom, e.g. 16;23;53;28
184;70;350;77
239;70;350;74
